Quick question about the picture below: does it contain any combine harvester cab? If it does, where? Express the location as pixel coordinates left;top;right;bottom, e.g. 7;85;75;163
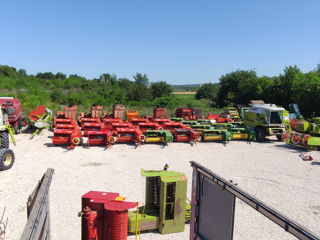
144;130;173;144
244;104;286;142
128;166;190;235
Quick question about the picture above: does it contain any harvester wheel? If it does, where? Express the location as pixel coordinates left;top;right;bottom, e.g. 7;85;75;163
0;132;9;148
255;127;265;142
0;149;15;171
139;134;146;142
108;136;116;144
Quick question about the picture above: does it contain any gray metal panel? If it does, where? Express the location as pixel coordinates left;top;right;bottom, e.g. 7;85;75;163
197;176;235;240
190;161;320;240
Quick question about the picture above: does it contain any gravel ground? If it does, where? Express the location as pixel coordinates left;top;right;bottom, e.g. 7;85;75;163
0;130;320;240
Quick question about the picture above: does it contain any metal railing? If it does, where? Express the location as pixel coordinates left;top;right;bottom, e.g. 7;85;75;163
190;161;320;240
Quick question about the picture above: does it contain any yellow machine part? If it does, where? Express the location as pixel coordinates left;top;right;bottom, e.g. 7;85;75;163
145;137;164;143
231;133;248;140
203;135;223;141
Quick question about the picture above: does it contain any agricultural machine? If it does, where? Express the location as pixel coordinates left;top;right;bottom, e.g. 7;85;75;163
127;167;190;234
136;122;162;133
144;130;173;144
112;128;145;145
78;104;103;125
0;105;15;171
222;107;241;120
283;117;320;150
28;105;53;137
52;119;83;149
207;113;234;123
54;105;77;125
80;191;138;240
200;129;232;142
228;127;255;141
0;97;27;133
87;129;116;148
244;104;287;142
126;110;139;121
175;107;202;120
172;129;200;144
79;166;190;240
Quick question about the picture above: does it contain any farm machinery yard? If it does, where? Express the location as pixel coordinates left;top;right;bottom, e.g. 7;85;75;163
1;99;320;240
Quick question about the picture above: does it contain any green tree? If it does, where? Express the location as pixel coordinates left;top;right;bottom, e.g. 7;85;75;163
150;81;172;99
133;73;149;87
195;83;218;100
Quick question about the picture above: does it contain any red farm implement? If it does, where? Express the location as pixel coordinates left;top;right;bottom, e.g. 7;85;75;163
128;118;149;126
78;105;103;125
80;191;137;240
82;120;102;136
52;120;82;149
87;129;116;148
113;128;146;145
172;128;200;143
153;107;165;119
161;121;188;133
28;105;53;137
54;105;77;125
0;97;27;133
207;113;234;123
137;122;162;133
153;118;172;126
107;122;133;131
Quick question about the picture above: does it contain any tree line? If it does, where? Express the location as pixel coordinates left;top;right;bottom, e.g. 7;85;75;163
0;65;175;111
196;65;320;117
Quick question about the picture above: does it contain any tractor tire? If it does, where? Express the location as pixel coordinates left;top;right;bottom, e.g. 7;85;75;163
0;132;9;148
276;135;282;141
0;149;15;171
255;127;266;142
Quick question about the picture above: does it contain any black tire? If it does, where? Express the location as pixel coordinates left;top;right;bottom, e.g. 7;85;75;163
255;127;265;142
0;149;15;171
1;132;9;148
276;135;282;141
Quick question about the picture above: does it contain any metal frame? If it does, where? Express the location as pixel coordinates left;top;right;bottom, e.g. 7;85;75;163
190;161;320;240
21;168;54;240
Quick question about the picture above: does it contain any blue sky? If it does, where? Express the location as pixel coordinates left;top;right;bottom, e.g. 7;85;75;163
1;0;319;84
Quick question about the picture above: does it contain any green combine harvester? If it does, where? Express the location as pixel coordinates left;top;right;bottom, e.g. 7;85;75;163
128;166;190;234
244;104;287;142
